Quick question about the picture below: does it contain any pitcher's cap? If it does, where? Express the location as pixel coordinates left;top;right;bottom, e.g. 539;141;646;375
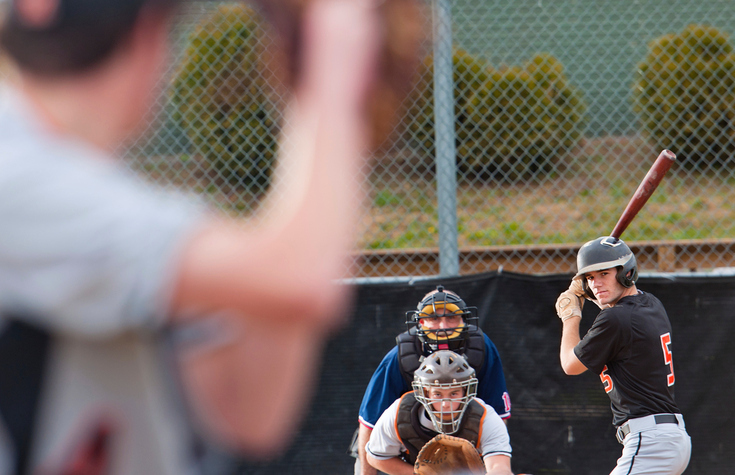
1;0;167;32
0;0;181;74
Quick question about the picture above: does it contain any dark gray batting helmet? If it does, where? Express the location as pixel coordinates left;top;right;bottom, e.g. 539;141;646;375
575;236;638;297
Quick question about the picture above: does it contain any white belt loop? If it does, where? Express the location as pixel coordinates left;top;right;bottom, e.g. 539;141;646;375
675;413;686;429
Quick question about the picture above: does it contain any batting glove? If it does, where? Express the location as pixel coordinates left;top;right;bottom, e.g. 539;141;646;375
556;290;583;321
570;276;605;309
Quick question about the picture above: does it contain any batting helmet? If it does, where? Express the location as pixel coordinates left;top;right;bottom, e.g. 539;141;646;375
575;236;638;297
405;285;477;353
412;350;478;434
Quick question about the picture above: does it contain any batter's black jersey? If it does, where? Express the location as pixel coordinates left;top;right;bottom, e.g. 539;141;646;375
574;291;680;427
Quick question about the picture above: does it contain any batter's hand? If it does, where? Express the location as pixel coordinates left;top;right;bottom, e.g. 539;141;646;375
569;277;585;297
555;290;582;321
570;276;604;309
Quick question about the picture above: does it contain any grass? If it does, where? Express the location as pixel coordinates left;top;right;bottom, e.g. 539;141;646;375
359;135;735;250
127;135;735;251
361;179;734;249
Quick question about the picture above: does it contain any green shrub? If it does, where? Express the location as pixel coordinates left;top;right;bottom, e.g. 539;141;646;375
406;50;492;154
171;5;279;192
632;24;735;169
407;50;586;182
461;53;586;181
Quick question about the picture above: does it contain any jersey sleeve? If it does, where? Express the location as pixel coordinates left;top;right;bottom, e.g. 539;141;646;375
358;346;410;427
574;308;626;375
476;334;511;419
0;124;206;336
364;399;405;460
477;402;512;459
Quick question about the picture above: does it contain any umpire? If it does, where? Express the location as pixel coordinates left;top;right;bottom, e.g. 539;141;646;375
556;237;691;475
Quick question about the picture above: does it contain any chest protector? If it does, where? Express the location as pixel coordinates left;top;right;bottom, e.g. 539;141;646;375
397;325;486;386
394;392;485;465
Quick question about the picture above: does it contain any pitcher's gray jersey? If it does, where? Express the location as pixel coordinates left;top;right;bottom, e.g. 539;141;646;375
0;87;206;475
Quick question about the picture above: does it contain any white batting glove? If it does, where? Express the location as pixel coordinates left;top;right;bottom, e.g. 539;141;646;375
570;276;605;309
555;290;583;321
569;277;585;297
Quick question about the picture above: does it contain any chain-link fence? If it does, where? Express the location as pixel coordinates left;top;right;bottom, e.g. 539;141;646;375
13;0;734;280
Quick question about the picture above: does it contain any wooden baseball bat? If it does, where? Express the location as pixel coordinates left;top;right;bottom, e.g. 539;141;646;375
610;149;676;240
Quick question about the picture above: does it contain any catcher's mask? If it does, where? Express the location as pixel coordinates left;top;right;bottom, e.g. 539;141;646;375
412;350;478;434
405;285;477;353
575;236;638;299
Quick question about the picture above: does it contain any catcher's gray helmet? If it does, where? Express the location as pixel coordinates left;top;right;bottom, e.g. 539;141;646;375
575;236;638;297
412;350;478;434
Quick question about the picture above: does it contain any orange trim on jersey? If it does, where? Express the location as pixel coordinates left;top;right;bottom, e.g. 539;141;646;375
475;402;487;449
394;392;414;448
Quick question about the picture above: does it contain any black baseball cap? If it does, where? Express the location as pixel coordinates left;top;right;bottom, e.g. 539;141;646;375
0;0;179;75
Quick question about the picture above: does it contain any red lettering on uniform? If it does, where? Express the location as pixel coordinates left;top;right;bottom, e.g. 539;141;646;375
660;332;675;386
600;365;613;393
502;392;511;413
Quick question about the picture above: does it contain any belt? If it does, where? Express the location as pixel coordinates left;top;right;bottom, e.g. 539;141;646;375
616;414;680;444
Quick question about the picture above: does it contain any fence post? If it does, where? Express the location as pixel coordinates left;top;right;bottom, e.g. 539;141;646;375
433;0;459;277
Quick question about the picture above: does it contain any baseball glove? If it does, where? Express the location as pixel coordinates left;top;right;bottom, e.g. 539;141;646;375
252;0;425;148
414;434;485;475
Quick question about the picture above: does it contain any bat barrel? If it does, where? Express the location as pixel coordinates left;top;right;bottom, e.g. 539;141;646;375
610;149;676;240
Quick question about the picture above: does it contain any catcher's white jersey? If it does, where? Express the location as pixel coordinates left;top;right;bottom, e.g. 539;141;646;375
366;396;511;461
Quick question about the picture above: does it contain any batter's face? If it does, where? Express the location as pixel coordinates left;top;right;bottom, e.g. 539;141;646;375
427;386;464;420
584;268;625;306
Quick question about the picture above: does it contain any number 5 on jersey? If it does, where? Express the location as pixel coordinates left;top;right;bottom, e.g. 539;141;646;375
600;333;675;392
661;332;675;386
600;365;613;393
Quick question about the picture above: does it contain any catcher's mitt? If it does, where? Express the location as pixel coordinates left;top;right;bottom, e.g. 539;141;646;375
252;0;425;148
414;434;485;475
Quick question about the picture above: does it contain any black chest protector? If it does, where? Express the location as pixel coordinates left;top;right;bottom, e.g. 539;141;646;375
397;325;486;386
395;392;485;465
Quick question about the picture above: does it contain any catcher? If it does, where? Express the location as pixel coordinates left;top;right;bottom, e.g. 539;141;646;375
366;350;513;475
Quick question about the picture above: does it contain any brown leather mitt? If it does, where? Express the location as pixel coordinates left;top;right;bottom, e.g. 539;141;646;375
414;434;485;475
252;0;425;148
